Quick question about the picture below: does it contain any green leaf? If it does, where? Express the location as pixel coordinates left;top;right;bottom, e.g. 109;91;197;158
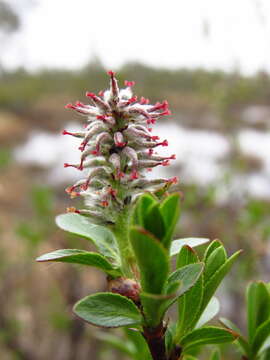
219;317;249;355
170;238;209;257
200;250;242;314
56;213;120;263
73;292;143;328
247;281;270;342
176;246;203;336
36;249;121;277
180;326;238;352
204;246;227;283
130;226;169;294
209;349;221;360
144;203;166;241
124;328;152;360
166;263;204;309
159;193;181;249
195;297;220;328
132;193;157;227
203;240;223;261
95;332;136;357
251;318;270;356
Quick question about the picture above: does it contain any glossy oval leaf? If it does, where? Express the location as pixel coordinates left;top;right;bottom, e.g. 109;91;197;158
170;238;209;257
251;318;270;356
180;326;238;351
247;281;270;342
73;292;143;328
132;193;157;227
144;203;166;241
166;263;204;309
36;249;121;277
176;246;203;337
200;250;242;314
159;193;181;249
56;213;120;263
130;226;169;294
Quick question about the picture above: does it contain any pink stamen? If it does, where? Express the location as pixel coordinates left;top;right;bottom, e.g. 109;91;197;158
146;118;156;125
151;135;160;141
124;80;135;87
65;103;75;110
167;176;178;184
127;96;137;105
162;160;170;167
107;70;116;77
98;90;105;97
130;169;139;180
159;140;168;147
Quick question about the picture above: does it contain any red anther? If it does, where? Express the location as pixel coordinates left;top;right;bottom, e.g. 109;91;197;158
161;110;171;116
124;80;135;87
162;160;170;167
107;70;116;77
130;169;139;180
170;154;176;160
80;180;89;191
147;118;156;125
64;163;74;168
167;176;178;184
78;141;87;152
127;96;138;104
116;141;126;148
147;168;152;172
101;200;109;207
65;186;75;194
98;90;105;97
91;149;99;155
148;149;154;155
140;97;148;104
65;103;75;109
108;188;117;197
75;101;85;107
86;91;96;98
96;115;107;120
151;135;160;141
116;170;125;179
147;128;153;132
159;139;168;147
62;130;72;135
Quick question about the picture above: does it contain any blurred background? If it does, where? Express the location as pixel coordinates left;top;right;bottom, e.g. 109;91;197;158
0;0;270;359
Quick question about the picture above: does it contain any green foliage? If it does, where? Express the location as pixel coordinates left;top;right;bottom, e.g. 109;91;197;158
56;213;120;264
129;226;169;294
131;193;181;250
45;190;240;359
220;281;270;359
73;293;143;328
180;327;238;352
36;249;121;277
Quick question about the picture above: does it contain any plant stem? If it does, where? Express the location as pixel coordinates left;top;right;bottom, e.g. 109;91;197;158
110;207;136;277
143;323;167;360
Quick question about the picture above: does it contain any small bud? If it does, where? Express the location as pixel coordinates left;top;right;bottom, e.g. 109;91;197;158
108;277;141;303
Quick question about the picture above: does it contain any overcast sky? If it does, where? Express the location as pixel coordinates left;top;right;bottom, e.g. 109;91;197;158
3;0;270;74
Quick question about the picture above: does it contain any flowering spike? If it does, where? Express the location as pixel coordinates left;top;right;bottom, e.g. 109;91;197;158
63;72;175;222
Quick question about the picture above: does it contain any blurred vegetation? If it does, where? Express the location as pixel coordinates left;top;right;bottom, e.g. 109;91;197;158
0;59;270;359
